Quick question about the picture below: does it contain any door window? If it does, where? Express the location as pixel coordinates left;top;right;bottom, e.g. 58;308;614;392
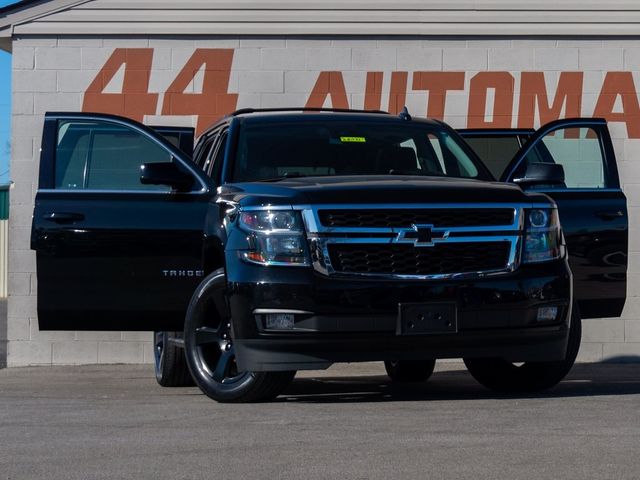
518;127;606;189
55;120;173;191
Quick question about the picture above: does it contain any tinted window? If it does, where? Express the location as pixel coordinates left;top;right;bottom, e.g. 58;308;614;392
196;138;216;171
159;132;181;149
540;127;605;188
232;121;487;182
55;120;173;191
192;136;212;169
463;135;523;180
150;127;195;157
515;127;606;189
209;131;228;183
55;124;89;189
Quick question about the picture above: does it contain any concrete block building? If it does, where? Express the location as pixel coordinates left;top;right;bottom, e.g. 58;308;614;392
1;0;640;366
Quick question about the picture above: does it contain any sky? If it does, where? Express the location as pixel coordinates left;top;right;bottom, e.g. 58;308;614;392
0;0;17;184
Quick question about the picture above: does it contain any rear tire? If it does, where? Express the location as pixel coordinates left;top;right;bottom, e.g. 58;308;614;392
384;359;436;382
463;305;581;393
183;270;296;403
154;331;195;387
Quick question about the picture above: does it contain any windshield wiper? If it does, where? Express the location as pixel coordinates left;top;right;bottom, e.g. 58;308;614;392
385;170;449;177
258;172;309;182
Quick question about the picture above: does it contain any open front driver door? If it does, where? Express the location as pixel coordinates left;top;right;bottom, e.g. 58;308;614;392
31;113;213;331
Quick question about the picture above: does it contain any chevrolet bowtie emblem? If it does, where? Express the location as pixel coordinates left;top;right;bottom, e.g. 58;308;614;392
396;224;449;247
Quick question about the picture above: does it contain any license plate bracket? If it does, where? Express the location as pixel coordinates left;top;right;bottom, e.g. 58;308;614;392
397;303;458;335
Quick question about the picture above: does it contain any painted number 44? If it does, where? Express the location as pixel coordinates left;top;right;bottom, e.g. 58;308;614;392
82;48;238;135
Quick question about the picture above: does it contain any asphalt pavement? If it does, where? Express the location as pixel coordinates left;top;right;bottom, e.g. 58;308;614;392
0;362;639;480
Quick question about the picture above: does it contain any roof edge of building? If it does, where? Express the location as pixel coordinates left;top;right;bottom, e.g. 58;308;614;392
0;0;87;47
5;0;640;45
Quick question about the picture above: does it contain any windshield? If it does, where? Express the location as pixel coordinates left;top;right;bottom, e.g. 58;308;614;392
231;121;490;182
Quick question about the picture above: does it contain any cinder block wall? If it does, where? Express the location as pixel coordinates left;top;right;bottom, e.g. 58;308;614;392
7;35;640;365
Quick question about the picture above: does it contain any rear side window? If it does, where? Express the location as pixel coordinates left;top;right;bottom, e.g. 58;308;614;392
192;137;214;170
208;130;228;183
463;136;523;180
55;120;173;191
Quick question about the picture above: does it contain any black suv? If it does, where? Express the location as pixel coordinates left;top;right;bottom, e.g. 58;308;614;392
31;108;628;402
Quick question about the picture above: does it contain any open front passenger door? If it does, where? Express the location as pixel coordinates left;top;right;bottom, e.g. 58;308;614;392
502;118;628;319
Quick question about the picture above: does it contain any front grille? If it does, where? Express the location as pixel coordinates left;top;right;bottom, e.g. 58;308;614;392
318;208;515;228
328;242;510;276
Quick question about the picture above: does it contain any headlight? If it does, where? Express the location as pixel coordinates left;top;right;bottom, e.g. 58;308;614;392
239;211;303;232
239;210;309;266
522;208;563;263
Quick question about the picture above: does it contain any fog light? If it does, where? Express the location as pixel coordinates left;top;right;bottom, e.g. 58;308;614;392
537;306;558;322
265;313;295;330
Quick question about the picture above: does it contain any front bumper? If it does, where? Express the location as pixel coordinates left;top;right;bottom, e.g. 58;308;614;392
226;257;572;371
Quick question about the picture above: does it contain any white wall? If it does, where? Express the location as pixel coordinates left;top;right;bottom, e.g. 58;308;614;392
8;35;640;365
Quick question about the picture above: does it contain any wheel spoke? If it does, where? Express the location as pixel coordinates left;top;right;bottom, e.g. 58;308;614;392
212;347;235;382
154;332;164;368
195;326;219;346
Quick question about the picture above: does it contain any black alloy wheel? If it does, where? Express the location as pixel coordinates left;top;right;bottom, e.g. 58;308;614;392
184;270;296;403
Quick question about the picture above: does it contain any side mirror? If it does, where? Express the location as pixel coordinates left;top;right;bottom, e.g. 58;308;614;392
140;162;194;192
512;162;566;188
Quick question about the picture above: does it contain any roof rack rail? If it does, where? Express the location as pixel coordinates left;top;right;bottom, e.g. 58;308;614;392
226;107;389;117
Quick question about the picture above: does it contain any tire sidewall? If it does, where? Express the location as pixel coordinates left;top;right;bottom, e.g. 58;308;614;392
153;331;166;382
384;359;436;382
463;305;582;392
183;269;259;402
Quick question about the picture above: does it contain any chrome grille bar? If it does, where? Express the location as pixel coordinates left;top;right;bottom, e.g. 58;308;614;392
297;203;534;280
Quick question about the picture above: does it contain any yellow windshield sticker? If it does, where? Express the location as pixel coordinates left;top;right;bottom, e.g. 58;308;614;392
340;136;366;143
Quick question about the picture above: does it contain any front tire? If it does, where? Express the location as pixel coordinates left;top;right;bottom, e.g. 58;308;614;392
384;359;436;382
463;305;582;393
183;270;296;403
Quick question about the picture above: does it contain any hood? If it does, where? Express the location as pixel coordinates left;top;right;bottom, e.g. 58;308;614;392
218;175;544;207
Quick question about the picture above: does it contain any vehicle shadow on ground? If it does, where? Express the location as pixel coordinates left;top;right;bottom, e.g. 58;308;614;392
278;364;640;403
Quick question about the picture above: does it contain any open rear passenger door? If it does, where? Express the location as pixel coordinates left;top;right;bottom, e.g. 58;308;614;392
503;118;628;318
31;113;213;331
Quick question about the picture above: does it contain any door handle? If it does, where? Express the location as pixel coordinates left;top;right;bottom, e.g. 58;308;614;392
596;210;625;220
42;212;85;223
